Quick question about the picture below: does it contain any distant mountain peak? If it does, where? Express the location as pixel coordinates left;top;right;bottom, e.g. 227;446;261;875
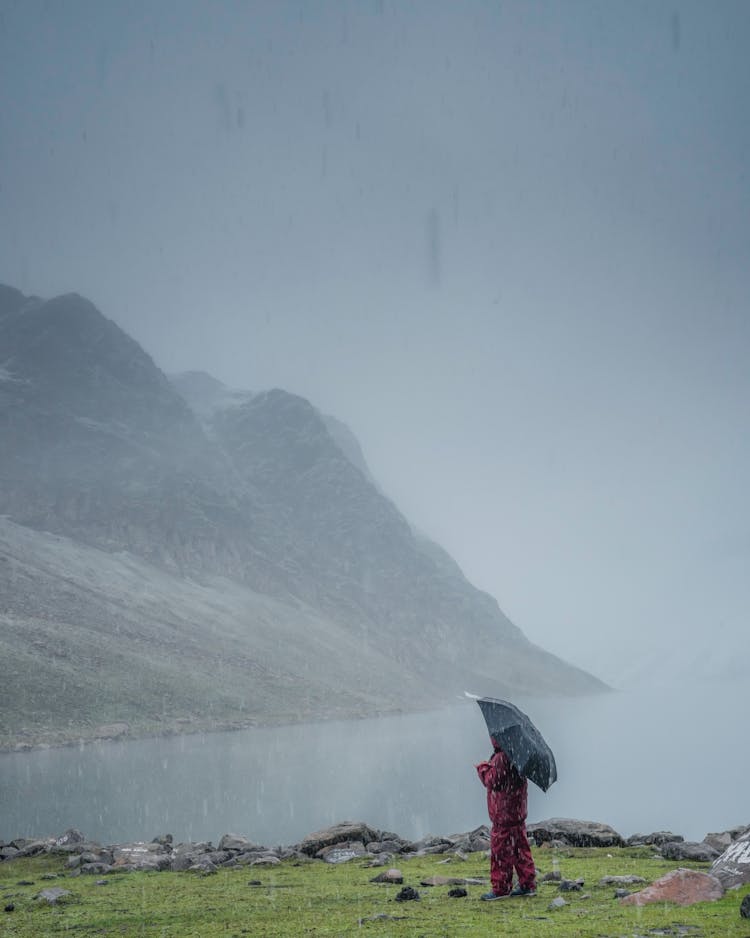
0;285;606;749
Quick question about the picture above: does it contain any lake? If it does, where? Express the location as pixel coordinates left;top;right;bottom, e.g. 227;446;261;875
1;679;746;846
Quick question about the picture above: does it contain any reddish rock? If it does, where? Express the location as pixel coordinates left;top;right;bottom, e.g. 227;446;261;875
620;868;724;907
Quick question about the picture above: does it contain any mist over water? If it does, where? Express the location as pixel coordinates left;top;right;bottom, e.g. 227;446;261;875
2;682;745;847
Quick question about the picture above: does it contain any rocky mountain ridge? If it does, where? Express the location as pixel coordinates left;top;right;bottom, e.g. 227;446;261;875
0;285;605;748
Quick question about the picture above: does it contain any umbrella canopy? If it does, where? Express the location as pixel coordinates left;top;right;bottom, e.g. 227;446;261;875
476;697;557;792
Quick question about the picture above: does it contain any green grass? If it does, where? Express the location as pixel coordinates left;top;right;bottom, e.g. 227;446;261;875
2;846;749;937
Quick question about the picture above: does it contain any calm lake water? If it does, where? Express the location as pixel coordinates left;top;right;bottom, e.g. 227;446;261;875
1;680;746;846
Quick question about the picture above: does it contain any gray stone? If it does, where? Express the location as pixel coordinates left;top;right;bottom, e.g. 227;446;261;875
218;833;256;852
599;875;646;885
55;828;86;847
36;887;72;905
318;841;368;864
528;818;624;848
626;831;683;846
111;843;172;871
740;894;750;918
660;841;719;862
370;868;403;884
559;878;584;892
710;829;750;890
703;824;750;854
549;896;567;909
299;821;378;857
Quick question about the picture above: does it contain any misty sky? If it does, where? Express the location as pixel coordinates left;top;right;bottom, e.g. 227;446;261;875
1;0;748;686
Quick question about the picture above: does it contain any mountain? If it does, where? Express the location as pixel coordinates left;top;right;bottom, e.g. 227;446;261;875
0;286;606;749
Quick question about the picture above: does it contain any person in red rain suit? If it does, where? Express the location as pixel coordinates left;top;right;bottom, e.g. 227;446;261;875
476;739;537;899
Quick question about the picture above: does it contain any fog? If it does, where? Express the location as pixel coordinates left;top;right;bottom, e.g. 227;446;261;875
1;0;749;688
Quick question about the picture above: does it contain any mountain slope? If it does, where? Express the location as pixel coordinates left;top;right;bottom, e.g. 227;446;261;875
0;286;606;748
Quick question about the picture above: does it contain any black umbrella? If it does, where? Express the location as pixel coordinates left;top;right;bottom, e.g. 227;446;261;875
475;697;557;792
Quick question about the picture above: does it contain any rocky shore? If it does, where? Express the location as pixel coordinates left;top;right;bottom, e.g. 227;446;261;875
3;818;749;899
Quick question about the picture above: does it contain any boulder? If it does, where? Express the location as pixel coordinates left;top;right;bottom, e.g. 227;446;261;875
527;819;624;848
248;855;280;866
35;888;72;905
317;841;368;864
13;840;50;858
703;824;750;854
402;834;454;855
448;826;491;853
112;843;171;871
710;829;750;890
367;839;407;855
626;831;683;846
620;868;724;907
661;841;719;862
218;833;256;853
55;829;86;847
299;821;378;857
741;893;750;918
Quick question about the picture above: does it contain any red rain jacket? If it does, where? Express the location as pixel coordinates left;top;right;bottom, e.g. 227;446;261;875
476;747;528;826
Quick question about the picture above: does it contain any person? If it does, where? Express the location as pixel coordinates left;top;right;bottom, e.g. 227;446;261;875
475;738;537;899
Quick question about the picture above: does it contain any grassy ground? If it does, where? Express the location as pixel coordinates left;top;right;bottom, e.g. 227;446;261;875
1;846;748;937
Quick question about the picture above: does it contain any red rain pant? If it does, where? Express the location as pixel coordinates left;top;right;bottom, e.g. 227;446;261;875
490;822;536;895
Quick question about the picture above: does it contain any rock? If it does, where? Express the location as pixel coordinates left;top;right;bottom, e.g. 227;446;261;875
189;856;218;874
741;894;750;918
394;886;420;901
151;834;173;849
370;869;403;884
420;875;472;887
527;819;624;848
218;833;255;852
317;841;368;864
248;855;280;866
541;870;562;882
599;875;646;885
14;840;50;858
112;843;171;871
620;868;724;906
613;888;630;898
660;841;719;862
548;896;566;909
55;828;86;847
299;821;378;857
710;828;750;890
403;834;455;855
703;824;749;854
36;887;72;905
559;878;584;892
448;826;491;853
4;903;14;912
626;831;683;846
368;839;406;855
448;887;467;898
79;863;113;876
